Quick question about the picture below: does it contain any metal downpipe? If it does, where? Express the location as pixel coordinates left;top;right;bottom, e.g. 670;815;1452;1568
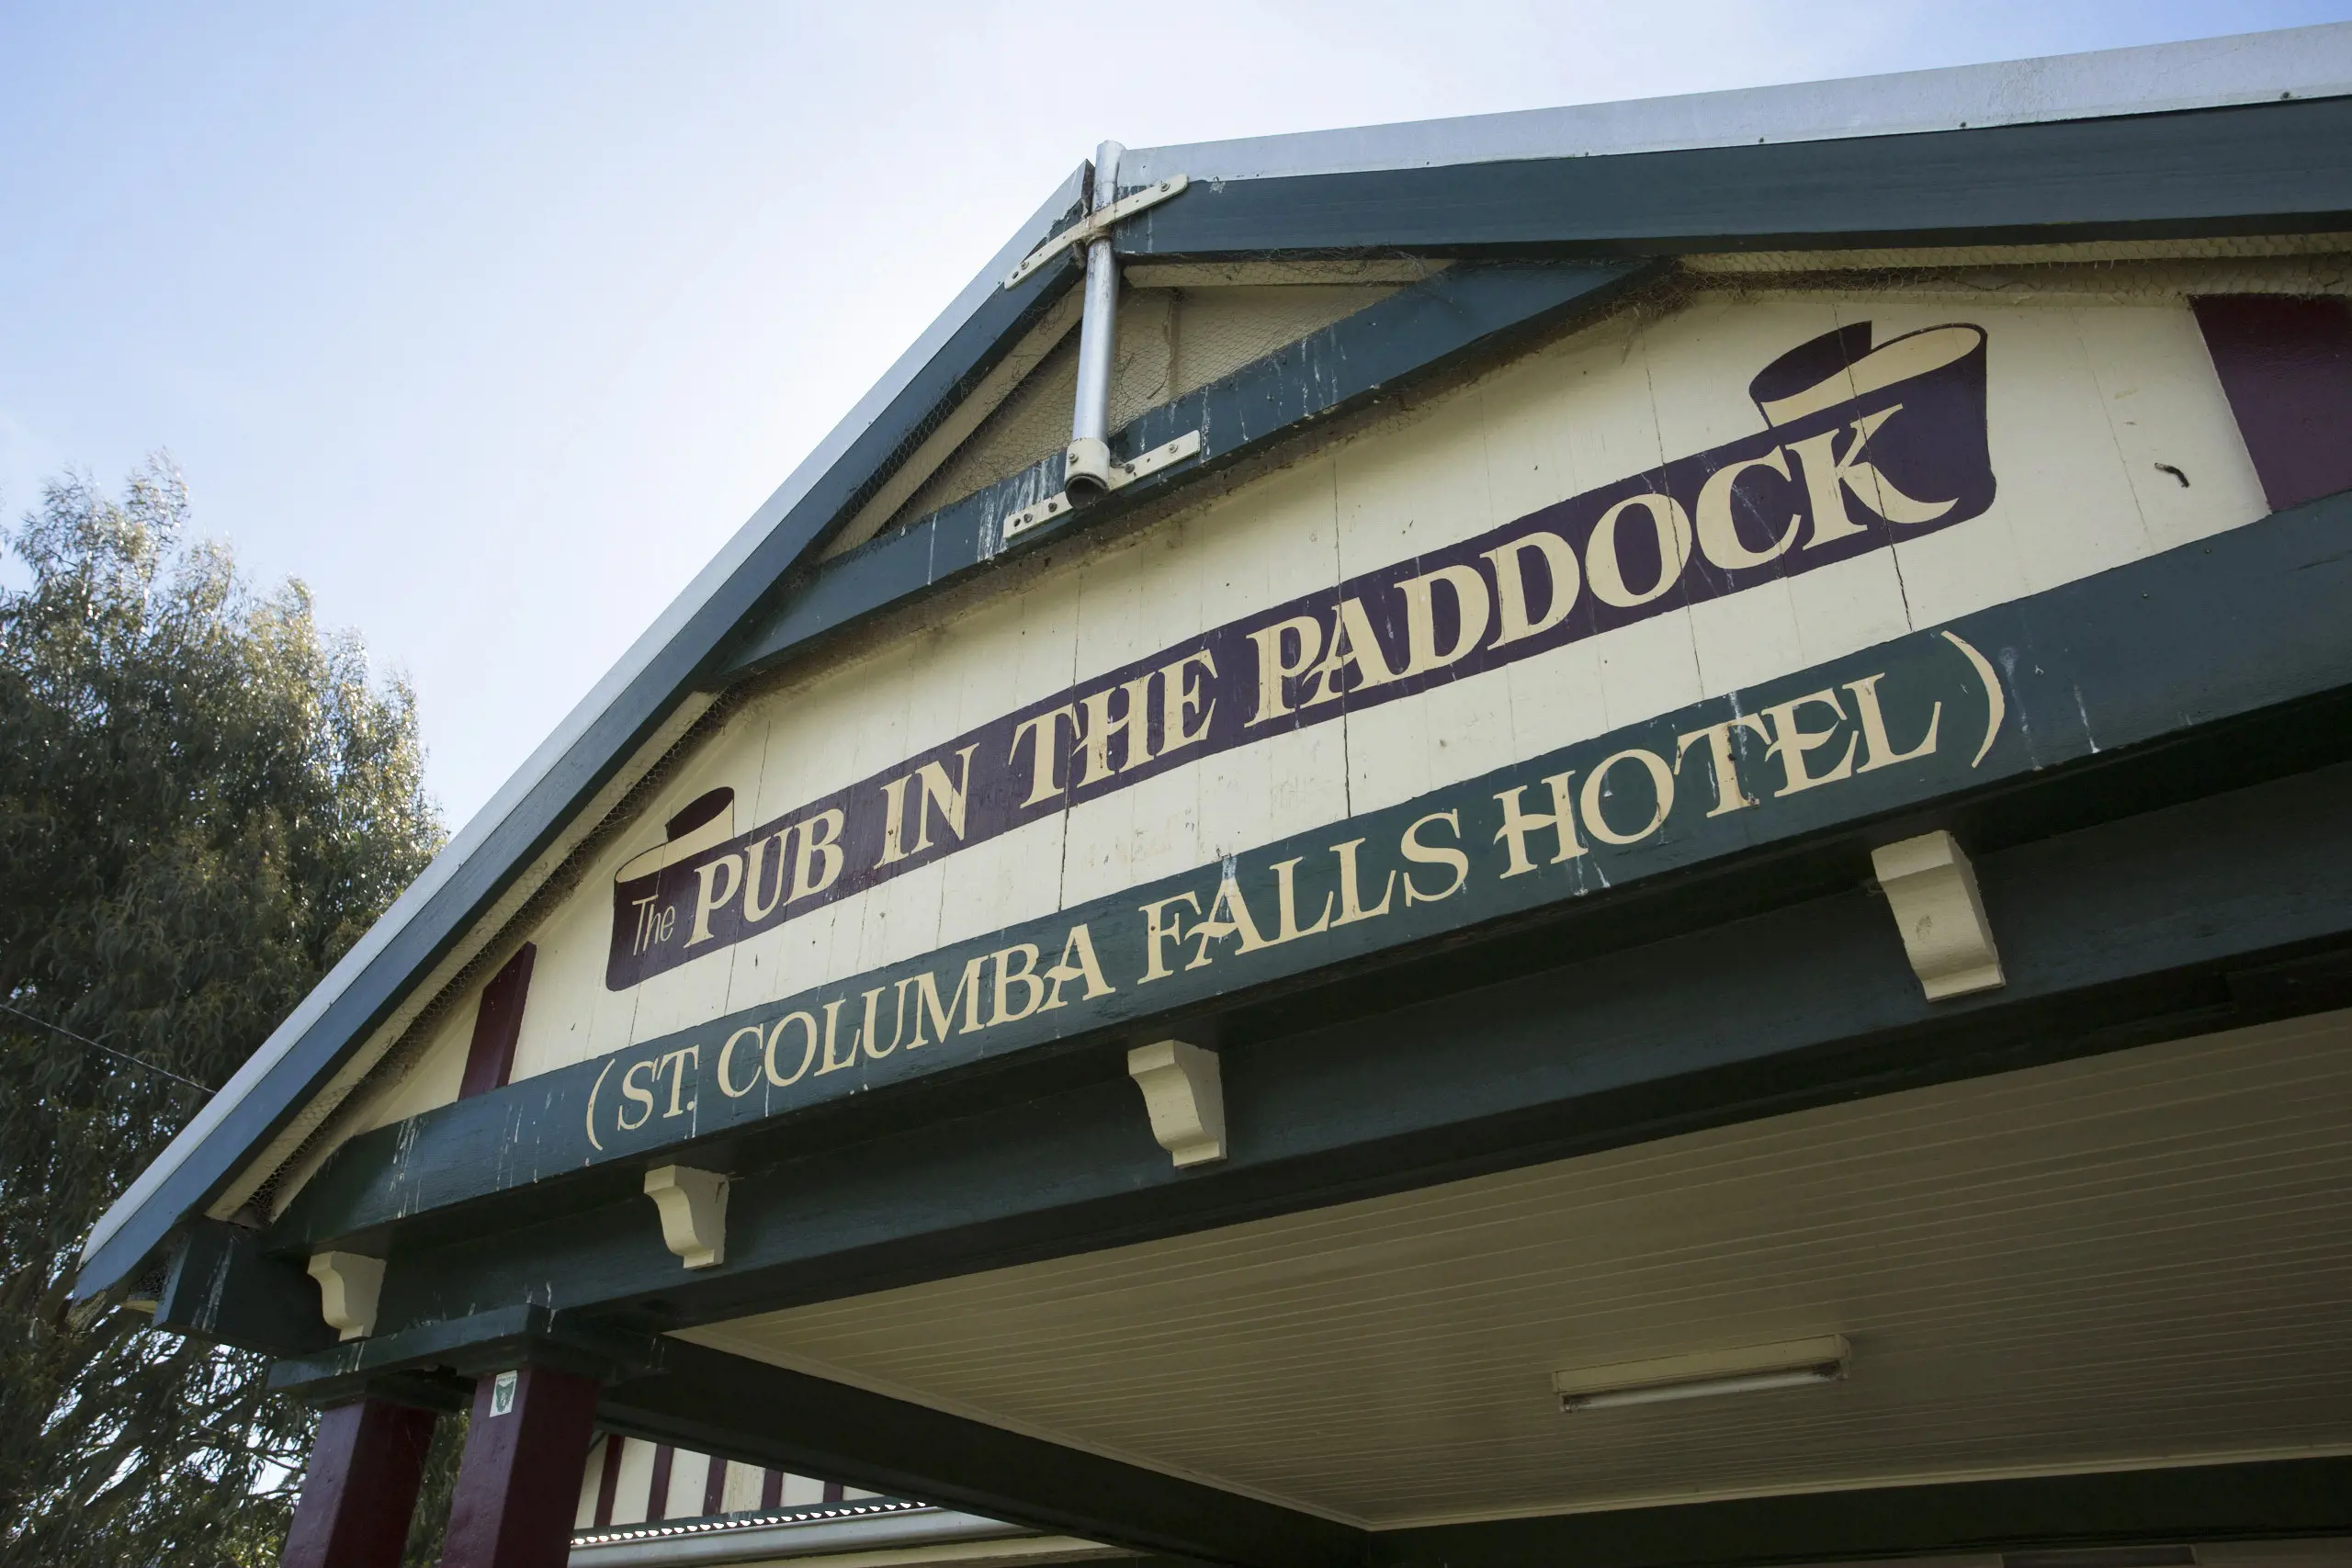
1064;139;1124;499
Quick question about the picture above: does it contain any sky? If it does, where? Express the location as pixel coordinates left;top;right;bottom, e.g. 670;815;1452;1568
5;2;2346;832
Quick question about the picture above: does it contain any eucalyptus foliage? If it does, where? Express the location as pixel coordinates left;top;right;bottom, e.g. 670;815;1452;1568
0;462;444;1565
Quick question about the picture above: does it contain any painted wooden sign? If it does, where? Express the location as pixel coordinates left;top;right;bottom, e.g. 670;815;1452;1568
305;292;2267;1197
585;617;1996;1157
605;320;1992;990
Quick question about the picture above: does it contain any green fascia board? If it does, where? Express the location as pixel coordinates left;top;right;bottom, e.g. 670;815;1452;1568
1122;97;2352;256
718;259;1657;680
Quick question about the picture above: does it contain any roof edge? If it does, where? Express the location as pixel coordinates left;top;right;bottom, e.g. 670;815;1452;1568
1121;23;2352;184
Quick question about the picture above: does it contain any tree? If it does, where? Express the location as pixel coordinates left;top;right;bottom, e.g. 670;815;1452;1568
0;461;446;1565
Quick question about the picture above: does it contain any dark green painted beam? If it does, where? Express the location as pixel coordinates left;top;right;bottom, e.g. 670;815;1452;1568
272;493;2352;1257
336;749;2352;1341
266;1304;660;1402
1369;1456;2352;1567
1123;98;2352;256
595;1338;1364;1568
153;1218;335;1356
272;1312;1357;1568
226;492;2352;1360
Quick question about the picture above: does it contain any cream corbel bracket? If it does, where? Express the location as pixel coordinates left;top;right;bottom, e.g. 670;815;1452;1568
643;1164;729;1269
1871;830;2005;1000
306;1250;385;1342
1126;1039;1227;1168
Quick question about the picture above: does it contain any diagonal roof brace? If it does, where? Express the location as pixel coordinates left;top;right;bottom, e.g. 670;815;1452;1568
1004;173;1190;288
1002;430;1201;541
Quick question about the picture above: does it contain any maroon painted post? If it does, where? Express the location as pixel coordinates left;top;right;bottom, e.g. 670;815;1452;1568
281;1395;439;1568
645;1442;675;1521
592;1433;627;1528
437;1364;602;1568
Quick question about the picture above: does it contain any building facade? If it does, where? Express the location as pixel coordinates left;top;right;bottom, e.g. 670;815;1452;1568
81;24;2352;1568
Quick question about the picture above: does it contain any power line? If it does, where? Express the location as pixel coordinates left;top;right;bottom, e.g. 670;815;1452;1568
0;1000;216;1096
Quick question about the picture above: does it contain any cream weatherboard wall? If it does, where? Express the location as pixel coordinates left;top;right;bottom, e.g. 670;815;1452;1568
295;288;2266;1195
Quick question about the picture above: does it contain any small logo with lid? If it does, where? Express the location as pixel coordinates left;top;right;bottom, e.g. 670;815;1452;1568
614;788;736;961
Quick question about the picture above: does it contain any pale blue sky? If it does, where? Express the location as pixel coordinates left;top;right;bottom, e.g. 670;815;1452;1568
5;2;2345;829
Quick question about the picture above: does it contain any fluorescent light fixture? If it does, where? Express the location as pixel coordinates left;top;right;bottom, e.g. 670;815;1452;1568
1554;1335;1850;1414
1563;1366;1842;1411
